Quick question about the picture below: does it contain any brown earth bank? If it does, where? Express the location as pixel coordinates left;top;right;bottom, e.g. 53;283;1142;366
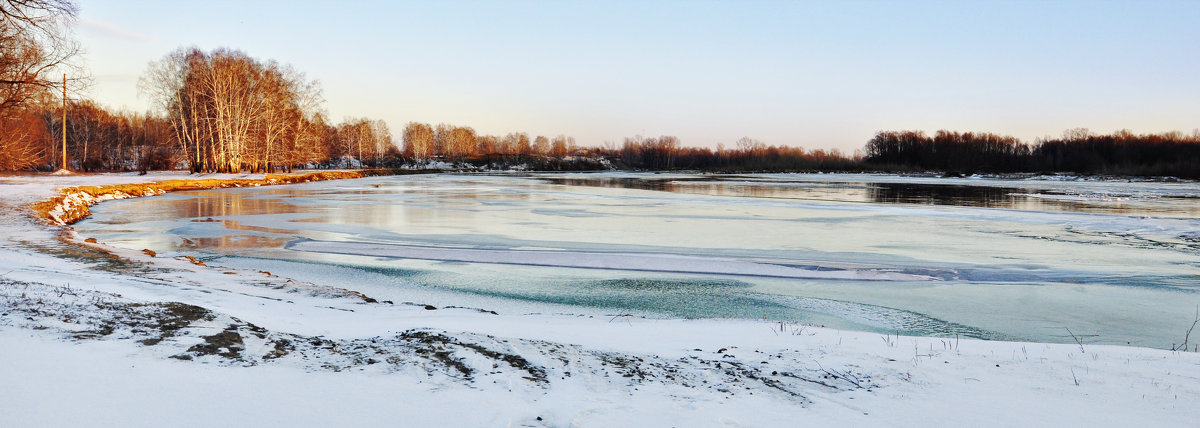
30;169;431;226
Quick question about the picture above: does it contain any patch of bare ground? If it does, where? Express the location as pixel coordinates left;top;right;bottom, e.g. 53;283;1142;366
34;227;383;305
15;234;158;275
0;279;877;403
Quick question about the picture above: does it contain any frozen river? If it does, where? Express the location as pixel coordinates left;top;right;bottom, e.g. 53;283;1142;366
75;172;1200;347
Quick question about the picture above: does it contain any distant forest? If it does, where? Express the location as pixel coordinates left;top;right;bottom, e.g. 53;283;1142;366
864;129;1200;178
2;0;1197;177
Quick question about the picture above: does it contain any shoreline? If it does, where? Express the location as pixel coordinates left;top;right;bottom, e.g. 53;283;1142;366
30;169;430;226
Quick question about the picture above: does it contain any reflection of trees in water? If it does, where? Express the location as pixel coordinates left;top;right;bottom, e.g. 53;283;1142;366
863;183;1200;217
167;189;309;219
543;177;694;192
157;190;308;252
166;185;492;249
544;177;862;201
865;183;1023;208
550;177;1019;204
547;176;1200;216
185;235;292;250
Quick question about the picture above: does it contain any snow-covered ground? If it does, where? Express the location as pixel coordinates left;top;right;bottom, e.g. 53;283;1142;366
1;172;1197;427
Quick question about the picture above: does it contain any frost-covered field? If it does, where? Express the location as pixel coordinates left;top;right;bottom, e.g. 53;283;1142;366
1;172;1198;427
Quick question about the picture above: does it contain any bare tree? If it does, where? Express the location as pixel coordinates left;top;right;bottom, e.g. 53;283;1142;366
0;0;81;170
0;0;82;110
0;110;46;169
516;132;531;156
371;119;392;164
433;123;452;158
476;134;498;155
550;134;568;157
447;126;475;160
278;76;325;172
532;135;549;155
403;122;434;161
498;132;518;156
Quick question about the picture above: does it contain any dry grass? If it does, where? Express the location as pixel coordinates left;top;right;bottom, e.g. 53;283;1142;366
31;170;393;225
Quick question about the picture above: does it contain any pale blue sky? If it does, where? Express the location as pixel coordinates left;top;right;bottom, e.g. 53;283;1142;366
75;0;1199;151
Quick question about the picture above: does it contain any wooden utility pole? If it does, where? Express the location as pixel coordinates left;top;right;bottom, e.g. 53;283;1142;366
61;73;67;171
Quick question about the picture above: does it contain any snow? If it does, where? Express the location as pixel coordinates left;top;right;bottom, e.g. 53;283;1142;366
1;172;1198;427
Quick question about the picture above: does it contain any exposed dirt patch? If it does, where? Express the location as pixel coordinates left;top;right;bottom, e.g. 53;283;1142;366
151;302;215;333
18;236;154;275
187;326;245;359
263;338;293;360
403;330;475;379
400;330;549;384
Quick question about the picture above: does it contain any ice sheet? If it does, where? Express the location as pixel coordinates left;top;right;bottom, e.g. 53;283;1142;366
73;172;1200;346
286;239;934;281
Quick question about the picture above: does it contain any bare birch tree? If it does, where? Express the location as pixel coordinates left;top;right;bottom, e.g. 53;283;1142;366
532;135;549;155
403;122;434;161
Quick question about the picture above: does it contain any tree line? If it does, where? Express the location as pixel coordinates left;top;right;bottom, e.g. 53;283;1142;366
41;100;175;172
864;128;1200;178
398;129;859;173
609;136;858;171
401;122;578;163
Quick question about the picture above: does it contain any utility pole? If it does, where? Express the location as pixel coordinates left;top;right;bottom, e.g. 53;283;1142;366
61;73;67;171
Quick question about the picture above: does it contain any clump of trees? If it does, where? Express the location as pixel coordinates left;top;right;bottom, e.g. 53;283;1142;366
864;130;1028;173
864;128;1200;178
141;47;336;173
329;117;393;168
3;2;402;174
401;121;582;166
1032;129;1200;177
2;45;395;173
618;135;680;169
40;101;176;172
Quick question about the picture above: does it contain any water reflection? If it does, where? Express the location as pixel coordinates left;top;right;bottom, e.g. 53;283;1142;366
176;188;311;218
866;182;1019;206
543;176;1200;217
182;235;293;250
199;219;298;235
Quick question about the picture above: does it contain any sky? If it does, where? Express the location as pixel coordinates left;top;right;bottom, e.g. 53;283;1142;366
74;0;1199;152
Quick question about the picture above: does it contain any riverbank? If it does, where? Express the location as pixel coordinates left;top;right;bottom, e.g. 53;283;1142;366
29;169;435;226
1;172;1198;427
